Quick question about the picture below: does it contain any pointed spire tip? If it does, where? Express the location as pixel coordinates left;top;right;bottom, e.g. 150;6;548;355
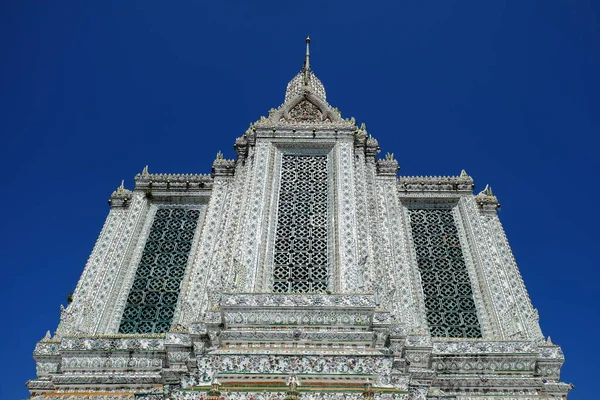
303;36;311;72
302;36;311;84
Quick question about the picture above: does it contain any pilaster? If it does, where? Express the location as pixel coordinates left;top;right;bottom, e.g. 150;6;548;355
57;189;150;336
181;171;233;325
459;195;543;341
336;139;360;292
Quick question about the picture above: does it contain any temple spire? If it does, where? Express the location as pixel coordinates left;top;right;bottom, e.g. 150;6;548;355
303;36;311;86
304;36;311;71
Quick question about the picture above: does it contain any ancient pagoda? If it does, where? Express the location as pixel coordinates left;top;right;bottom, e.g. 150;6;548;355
27;38;571;400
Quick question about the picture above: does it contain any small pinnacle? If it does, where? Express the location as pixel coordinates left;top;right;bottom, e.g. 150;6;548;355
142;165;149;176
460;169;469;177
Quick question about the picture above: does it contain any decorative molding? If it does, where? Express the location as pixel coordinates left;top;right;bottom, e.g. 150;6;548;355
397;174;474;194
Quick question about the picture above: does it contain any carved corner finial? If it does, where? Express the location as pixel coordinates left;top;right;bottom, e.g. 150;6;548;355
376;152;399;176
546;336;553;345
475;184;500;212
460;169;469;178
41;330;52;341
141;165;149;176
245;122;256;136
115;179;127;195
360;122;367;131
479;184;493;197
213;151;236;177
110;179;133;208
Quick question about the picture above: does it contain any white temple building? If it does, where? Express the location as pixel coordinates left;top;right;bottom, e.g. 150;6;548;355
27;38;571;400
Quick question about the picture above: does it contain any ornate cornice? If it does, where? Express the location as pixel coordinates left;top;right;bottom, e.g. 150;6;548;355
133;166;214;201
397;171;474;195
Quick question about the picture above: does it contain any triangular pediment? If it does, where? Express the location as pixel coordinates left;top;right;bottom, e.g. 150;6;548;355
288;100;323;122
263;91;344;125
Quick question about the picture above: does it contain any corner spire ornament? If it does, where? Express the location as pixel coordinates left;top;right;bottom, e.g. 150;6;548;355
109;179;132;208
479;184;494;197
475;184;500;212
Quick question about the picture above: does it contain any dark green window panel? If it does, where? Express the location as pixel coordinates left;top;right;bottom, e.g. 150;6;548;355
408;208;482;338
119;208;200;334
273;155;329;293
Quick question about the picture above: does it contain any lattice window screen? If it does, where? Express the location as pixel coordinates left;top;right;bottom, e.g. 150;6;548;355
408;208;482;338
273;155;329;293
119;208;199;334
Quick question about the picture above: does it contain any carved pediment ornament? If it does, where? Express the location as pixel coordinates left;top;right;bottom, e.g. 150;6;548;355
289;100;322;122
268;92;342;124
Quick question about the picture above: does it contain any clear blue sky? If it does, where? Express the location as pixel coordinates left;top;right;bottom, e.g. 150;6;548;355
1;1;598;399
